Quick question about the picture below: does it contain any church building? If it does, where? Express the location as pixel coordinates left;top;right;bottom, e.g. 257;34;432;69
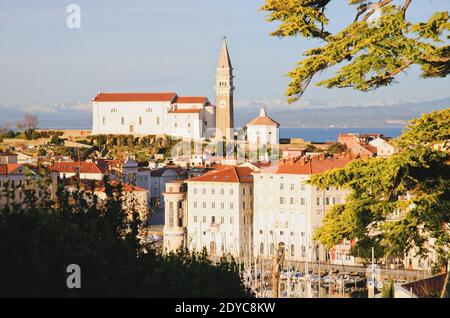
91;38;235;141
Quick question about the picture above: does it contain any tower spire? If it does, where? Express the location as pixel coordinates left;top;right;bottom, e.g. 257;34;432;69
218;36;232;69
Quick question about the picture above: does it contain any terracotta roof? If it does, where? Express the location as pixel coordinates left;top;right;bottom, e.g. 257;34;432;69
258;157;351;175
50;162;102;174
0;164;24;175
247;109;280;127
187;166;254;183
360;143;378;154
168;108;202;114
93;92;177;102
174;96;209;104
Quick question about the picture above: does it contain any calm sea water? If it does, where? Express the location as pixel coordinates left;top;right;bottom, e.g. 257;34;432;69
280;127;404;142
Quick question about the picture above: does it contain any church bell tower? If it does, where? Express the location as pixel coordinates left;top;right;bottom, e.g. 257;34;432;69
215;37;234;139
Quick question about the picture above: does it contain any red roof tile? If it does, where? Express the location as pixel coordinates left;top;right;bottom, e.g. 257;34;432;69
258;157;351;175
0;164;24;175
93;92;177;102
175;96;209;104
247;115;279;127
187;166;254;183
50;162;102;174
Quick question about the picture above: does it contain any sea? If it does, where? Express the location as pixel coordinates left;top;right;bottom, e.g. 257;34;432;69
279;127;404;143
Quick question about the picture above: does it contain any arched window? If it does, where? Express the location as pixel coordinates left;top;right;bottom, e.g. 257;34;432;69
121;117;124;125
139;117;142;125
260;243;264;255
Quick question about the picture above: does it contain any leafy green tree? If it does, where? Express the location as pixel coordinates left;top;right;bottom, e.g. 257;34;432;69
261;0;450;102
327;142;348;154
310;109;450;297
0;177;252;297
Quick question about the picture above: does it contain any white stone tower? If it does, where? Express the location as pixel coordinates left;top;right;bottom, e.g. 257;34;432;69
163;181;187;253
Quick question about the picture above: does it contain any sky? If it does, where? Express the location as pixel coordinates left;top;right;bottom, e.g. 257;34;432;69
0;0;449;112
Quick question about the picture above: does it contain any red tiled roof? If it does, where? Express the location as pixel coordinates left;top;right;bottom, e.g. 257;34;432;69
50;162;102;174
93;92;177;102
174;96;209;104
187;166;254;183
258;157;351;175
0;164;24;175
360;143;378;154
168;108;202;114
247;115;279;127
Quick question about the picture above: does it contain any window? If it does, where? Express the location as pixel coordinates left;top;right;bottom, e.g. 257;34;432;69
202;216;206;223
193;188;197;194
211;202;215;209
229;202;233;209
146;107;152;112
139;117;142;125
270;244;274;255
194;216;198;223
290;184;295;191
221;216;224;224
333;197;336;205
230;189;233;195
174;122;178;128
243;201;246;209
260;243;264;255
301;184;305;191
102;117;106;125
157;117;160;125
250;187;253;195
212;216;216;223
326;197;330;205
221;202;225;209
202;202;206;208
300;198;306;205
280;183;284;190
316;197;320;205
212;188;215;195
259;230;263;234
202;188;206;194
291;245;295;257
193;202;197;208
280;197;285;204
221;189;224;195
290;197;295;205
243;188;246;195
121;117;124;125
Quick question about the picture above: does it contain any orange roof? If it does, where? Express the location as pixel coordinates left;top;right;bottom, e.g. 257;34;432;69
247;109;280;127
187;166;254;183
360;143;377;154
168;108;202;114
93;92;177;102
50;162;102;174
258;157;351;175
175;96;209;104
0;164;24;175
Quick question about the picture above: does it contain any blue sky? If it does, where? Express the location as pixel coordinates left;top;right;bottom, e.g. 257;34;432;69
0;0;449;110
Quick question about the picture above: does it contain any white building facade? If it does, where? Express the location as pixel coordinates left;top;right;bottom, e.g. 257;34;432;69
92;93;215;140
253;157;351;263
246;107;279;148
185;166;256;260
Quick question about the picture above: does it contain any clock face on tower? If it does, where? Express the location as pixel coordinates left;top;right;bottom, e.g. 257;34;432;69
219;100;227;109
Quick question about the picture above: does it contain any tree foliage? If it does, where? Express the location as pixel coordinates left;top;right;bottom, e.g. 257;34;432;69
0;178;252;297
310;109;450;267
261;0;450;103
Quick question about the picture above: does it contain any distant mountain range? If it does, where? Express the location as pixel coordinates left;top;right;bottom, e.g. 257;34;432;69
0;98;448;130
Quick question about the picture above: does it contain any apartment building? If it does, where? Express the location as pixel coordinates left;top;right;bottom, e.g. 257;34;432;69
253;156;351;263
